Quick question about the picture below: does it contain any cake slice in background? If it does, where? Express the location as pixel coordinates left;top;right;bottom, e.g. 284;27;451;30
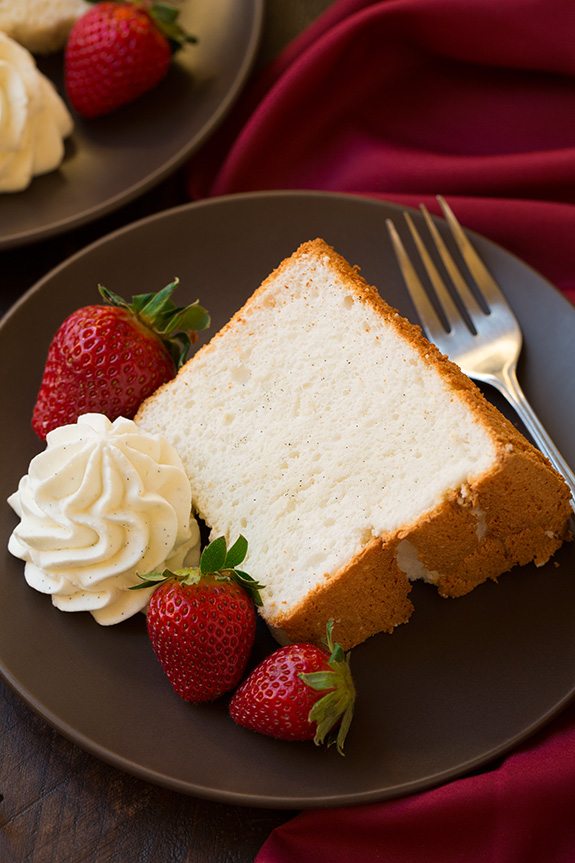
0;0;89;54
136;240;571;649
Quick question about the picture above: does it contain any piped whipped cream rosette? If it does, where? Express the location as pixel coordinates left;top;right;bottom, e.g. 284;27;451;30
7;413;200;624
0;32;73;192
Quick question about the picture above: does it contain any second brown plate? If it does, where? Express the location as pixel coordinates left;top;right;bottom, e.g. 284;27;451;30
0;0;263;249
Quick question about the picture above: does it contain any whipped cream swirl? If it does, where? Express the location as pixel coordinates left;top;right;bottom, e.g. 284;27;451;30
8;414;200;624
0;32;73;192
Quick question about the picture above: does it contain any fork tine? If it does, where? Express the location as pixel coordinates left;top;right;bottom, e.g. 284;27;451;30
419;205;485;321
386;218;444;339
403;212;465;333
436;196;507;308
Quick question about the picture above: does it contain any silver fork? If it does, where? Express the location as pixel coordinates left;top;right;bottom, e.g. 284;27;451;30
386;196;575;510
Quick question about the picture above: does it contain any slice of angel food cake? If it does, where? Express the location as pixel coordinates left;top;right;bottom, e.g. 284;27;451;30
136;239;571;649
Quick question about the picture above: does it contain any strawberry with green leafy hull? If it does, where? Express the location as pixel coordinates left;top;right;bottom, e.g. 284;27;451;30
32;280;209;440
229;621;356;755
132;536;264;703
65;0;196;118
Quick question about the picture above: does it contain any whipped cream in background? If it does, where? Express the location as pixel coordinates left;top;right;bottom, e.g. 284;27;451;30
8;414;200;624
0;32;73;192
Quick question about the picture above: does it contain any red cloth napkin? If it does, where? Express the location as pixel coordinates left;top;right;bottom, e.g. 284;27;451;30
189;0;575;304
187;1;575;859
259;704;575;863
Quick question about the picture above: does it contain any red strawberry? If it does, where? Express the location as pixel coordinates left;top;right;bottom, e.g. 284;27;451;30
32;280;209;440
65;1;196;118
133;536;264;703
229;621;356;754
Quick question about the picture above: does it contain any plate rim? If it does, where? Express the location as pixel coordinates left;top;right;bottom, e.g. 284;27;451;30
0;0;264;250
5;189;575;323
1;654;573;809
1;190;574;808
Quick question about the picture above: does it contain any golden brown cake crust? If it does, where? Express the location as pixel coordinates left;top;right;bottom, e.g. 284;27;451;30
271;539;415;649
272;447;570;650
137;239;572;650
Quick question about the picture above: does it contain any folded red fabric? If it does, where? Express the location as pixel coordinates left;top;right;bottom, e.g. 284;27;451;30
258;703;575;863
188;1;575;859
188;0;575;303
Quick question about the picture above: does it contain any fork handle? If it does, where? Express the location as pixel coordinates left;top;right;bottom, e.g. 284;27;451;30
487;366;575;511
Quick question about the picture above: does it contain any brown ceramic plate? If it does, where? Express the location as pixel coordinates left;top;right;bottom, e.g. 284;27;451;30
1;192;574;808
0;0;263;249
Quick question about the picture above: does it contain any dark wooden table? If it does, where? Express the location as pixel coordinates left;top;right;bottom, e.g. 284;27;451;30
0;4;332;861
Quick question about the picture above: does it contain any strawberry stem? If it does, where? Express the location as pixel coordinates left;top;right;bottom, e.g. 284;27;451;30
299;620;356;755
150;3;198;47
85;1;197;47
200;535;264;606
98;280;210;369
130;536;265;606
